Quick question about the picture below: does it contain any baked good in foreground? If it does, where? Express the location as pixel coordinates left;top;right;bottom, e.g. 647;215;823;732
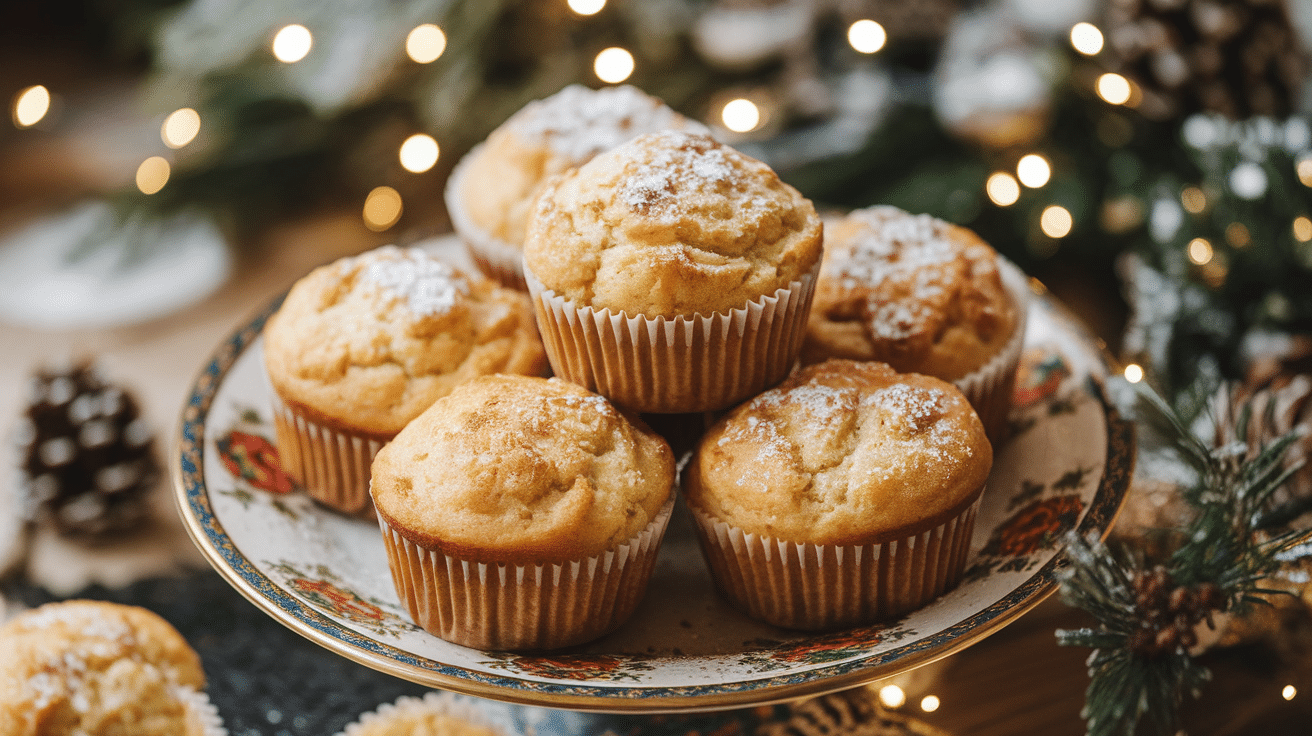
336;692;505;736
523;130;823;413
262;245;547;514
686;359;992;629
370;374;676;650
802;205;1027;441
446;84;708;289
0;600;224;736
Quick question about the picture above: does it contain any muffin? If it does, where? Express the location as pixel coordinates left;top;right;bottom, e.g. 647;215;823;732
802;206;1028;441
446;84;709;289
337;692;504;736
263;245;547;514
371;374;676;650
524;130;823;413
0;600;224;736
685;359;991;629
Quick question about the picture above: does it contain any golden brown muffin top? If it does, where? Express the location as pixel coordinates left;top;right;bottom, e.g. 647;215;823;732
263;245;547;437
803;206;1018;380
0;600;207;736
687;360;991;546
523;130;823;318
456;84;708;247
371;375;675;564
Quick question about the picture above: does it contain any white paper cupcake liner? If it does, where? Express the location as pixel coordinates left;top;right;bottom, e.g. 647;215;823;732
689;494;982;630
337;691;507;736
270;392;387;515
379;494;675;650
525;259;820;414
445;145;528;291
953;258;1031;444
176;686;228;736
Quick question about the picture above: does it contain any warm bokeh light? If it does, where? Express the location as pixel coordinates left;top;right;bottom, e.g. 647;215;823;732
1040;205;1073;238
848;20;887;54
135;156;170;195
1298;158;1312;187
399;134;440;173
406;24;446;63
1070;23;1104;55
1017;154;1051;188
1097;73;1132;105
162;108;201;148
1283;685;1297;701
568;0;606;15
1294;216;1312;242
1124;363;1144;383
363;186;403;231
878;685;906;709
1188;237;1213;265
986;172;1021;206
594;47;634;83
920;695;941;713
721;98;761;133
13;85;50;128
1180;186;1206;214
273;24;313;63
1225;222;1250;248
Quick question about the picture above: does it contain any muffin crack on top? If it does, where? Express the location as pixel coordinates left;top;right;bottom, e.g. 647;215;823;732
807;205;1017;379
524;130;823;318
263;245;546;438
690;361;991;546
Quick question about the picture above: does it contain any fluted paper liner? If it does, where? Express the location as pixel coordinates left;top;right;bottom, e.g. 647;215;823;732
953;259;1030;444
337;691;507;736
380;495;675;650
271;392;386;515
689;494;982;630
176;686;228;736
445;144;528;291
525;260;820;414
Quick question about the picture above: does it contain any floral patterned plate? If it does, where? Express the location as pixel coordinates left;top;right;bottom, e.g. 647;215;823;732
173;237;1133;713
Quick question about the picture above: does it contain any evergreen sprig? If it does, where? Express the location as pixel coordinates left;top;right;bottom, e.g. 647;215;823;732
1057;378;1311;736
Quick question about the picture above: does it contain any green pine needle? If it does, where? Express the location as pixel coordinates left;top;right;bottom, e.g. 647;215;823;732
1057;378;1311;736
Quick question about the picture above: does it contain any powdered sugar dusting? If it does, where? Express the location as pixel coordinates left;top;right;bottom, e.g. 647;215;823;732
509;84;709;163
833;207;960;290
620;131;739;220
860;382;974;481
14;603;134;645
14;604;139;713
357;245;470;317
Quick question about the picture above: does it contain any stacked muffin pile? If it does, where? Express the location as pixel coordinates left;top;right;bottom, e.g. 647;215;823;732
262;85;1028;651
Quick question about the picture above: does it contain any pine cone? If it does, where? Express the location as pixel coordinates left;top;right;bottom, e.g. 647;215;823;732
1211;335;1312;512
13;362;157;538
1128;566;1226;657
1103;0;1309;121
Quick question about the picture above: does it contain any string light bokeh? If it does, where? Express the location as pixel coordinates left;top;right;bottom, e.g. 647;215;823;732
363;186;403;231
847;20;886;55
399;134;440;173
1017;154;1051;188
594;47;634;83
986;172;1021;206
162;108;201;149
721;98;761;133
1069;23;1103;56
272;24;313;63
12;85;50;128
136;156;170;195
406;24;446;63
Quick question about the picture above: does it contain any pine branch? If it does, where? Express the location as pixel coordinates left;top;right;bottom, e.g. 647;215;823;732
1057;377;1309;736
